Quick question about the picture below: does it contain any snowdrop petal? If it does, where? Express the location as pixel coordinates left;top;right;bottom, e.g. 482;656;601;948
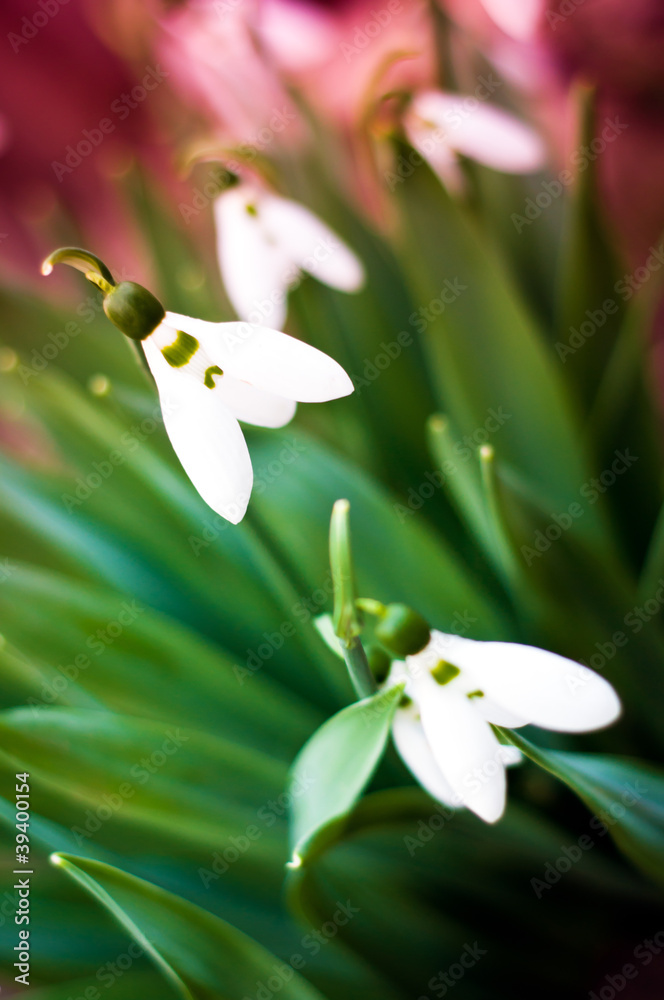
498;745;523;767
212;373;297;428
479;0;544;41
259;193;365;293
474;695;529;728
214;188;290;327
142;335;253;523
196;321;354;403
460;641;622;733
392;706;459;808
410;91;546;175
404;113;465;193
415;675;507;823
157;311;353;404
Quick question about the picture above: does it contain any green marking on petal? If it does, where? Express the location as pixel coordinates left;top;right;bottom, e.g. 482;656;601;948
399;694;412;708
162;331;199;368
246;203;258;216
467;689;484;700
204;365;224;388
431;660;460;686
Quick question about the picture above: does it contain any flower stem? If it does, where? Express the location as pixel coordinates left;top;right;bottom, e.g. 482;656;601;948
341;635;377;699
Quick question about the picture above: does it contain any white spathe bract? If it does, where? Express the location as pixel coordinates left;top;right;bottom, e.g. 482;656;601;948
142;310;353;523
214;184;365;327
404;90;546;191
386;630;621;824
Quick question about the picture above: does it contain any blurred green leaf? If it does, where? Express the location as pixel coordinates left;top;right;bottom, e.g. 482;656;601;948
0;708;287;861
502;728;664;886
393;153;604;545
0;562;318;754
52;854;328;1000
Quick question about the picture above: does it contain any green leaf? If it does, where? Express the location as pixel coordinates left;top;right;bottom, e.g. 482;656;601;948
555;86;625;406
0;708;288;860
250;431;506;638
393;154;603;543
501;728;664;887
0;561;318;754
288;683;404;867
51;853;328;1000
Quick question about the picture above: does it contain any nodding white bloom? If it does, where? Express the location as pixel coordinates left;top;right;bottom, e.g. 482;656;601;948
142;310;353;523
404;90;546;192
385;631;621;823
479;0;544;41
214;184;365;327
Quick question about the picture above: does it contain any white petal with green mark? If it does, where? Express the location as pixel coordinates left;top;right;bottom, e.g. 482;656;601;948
214;187;291;326
414;670;507;823
143;336;253;523
165;311;354;403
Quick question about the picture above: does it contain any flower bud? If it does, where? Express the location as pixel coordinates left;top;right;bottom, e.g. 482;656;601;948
103;282;166;341
365;643;392;685
374;603;430;658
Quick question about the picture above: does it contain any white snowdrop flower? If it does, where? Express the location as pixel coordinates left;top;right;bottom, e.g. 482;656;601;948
214;184;365;327
42;249;354;526
479;0;544;41
142;310;353;523
404;90;546;191
385;630;621;823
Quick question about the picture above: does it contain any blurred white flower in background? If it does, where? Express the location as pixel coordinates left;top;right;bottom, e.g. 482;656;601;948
214;183;365;326
404;90;546;191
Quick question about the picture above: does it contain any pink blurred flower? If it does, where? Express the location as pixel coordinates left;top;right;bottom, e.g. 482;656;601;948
258;0;437;126
0;0;172;283
542;0;664;266
442;0;664;267
157;0;301;149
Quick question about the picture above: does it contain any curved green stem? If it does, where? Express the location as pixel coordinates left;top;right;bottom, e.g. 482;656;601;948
41;247;115;287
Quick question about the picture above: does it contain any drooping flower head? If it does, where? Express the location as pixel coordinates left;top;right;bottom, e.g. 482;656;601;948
214;181;365;326
383;628;621;823
42;247;354;523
